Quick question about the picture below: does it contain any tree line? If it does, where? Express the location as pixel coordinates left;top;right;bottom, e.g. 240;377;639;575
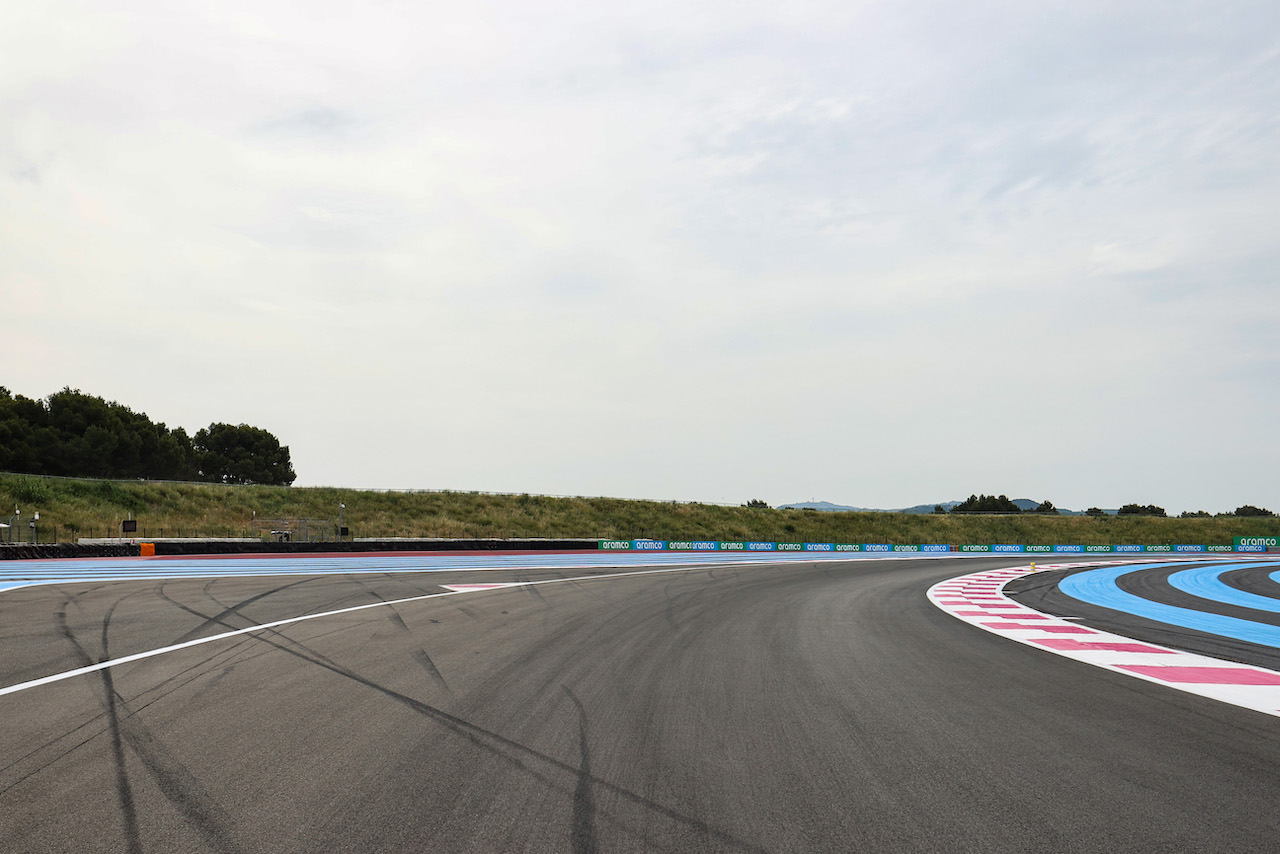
0;387;296;486
947;494;1062;513
947;494;1271;517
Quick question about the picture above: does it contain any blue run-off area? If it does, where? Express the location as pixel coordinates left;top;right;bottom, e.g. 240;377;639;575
1059;561;1280;649
0;549;939;591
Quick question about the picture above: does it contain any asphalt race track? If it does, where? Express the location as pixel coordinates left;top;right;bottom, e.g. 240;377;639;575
4;555;1280;853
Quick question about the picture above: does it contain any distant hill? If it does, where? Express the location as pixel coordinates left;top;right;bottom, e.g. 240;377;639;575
777;500;963;513
776;501;867;512
898;501;963;514
778;499;1087;515
1013;499;1088;516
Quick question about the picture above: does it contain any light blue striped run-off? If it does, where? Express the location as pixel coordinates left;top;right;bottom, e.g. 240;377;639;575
1166;563;1280;614
1059;562;1280;650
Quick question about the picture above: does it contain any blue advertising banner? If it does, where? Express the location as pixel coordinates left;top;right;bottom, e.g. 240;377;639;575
632;540;667;550
1175;544;1205;553
863;544;892;552
992;544;1024;553
921;544;950;553
1053;545;1085;553
804;542;834;552
1115;544;1145;553
747;542;776;550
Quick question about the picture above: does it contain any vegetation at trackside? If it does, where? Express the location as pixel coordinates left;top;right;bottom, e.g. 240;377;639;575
2;472;1278;546
0;387;295;486
953;494;1026;513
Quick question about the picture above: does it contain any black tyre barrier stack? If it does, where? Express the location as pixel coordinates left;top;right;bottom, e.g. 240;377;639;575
152;539;601;556
0;539;600;559
0;543;141;560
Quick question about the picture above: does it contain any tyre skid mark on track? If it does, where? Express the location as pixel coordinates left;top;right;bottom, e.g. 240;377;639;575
930;562;1280;718
156;582;382;702
0;562;813;699
54;588;248;854
168;576;320;644
563;686;600;854
7;554;986;853
356;581;453;696
154;589;391;699
0;631;267;798
131;599;770;853
65;596;144;854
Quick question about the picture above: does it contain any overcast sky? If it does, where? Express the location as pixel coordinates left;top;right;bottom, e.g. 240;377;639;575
3;0;1278;512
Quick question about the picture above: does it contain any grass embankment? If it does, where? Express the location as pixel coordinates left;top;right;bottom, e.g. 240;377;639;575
1;472;1276;545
